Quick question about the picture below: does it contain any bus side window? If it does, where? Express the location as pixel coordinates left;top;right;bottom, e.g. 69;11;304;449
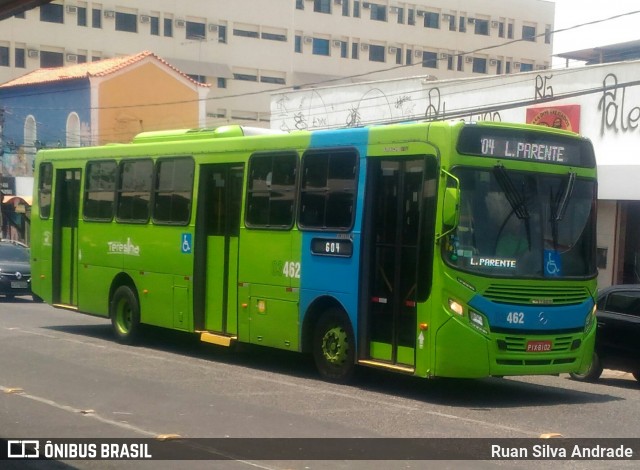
117;159;153;223
38;162;53;219
84;160;117;221
153;157;194;225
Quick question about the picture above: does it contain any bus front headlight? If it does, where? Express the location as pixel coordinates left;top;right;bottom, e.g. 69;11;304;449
584;304;597;332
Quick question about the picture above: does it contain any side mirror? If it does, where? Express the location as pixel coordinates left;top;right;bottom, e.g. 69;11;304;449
437;170;460;241
443;186;459;227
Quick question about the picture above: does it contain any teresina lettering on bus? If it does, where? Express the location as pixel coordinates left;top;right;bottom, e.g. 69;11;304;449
107;238;140;256
504;141;565;162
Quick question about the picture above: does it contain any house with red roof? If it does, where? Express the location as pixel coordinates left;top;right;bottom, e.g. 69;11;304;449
0;50;208;242
0;50;209;177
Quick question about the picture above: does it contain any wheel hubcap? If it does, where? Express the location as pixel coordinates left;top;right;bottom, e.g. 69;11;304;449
322;326;348;365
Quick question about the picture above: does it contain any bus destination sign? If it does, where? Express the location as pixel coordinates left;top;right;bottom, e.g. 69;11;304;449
457;126;595;168
479;137;568;163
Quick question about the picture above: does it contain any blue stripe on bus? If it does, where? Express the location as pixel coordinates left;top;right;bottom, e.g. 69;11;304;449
299;128;370;342
468;295;594;331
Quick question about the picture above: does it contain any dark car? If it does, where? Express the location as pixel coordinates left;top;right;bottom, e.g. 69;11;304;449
0;240;32;300
570;284;640;383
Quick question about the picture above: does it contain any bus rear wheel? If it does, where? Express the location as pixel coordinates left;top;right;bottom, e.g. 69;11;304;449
110;285;140;345
312;309;355;383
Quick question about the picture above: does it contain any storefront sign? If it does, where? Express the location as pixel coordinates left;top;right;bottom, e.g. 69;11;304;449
526;105;581;133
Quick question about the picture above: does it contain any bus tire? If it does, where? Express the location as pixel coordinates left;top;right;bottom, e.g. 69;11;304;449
110;285;141;345
312;309;355;383
569;352;603;382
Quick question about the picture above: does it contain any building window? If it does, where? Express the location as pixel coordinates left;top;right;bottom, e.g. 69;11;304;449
295;35;302;53
186;21;206;40
314;0;331;14
150;16;160;35
507;22;514;39
448;15;456;31
459;16;466;32
506;61;511;73
117;159;153;223
474;19;489;35
369;44;385;62
370;4;387;21
406;49;412;65
545;26;552;44
312;38;330;56
84;160;117;221
424;12;439;28
522;25;536;42
472;57;487;73
233;28;259;38
115;12;137;33
408;9;415;25
0;46;8;66
396;7;404;24
457;55;463;71
422;51;437;68
153;158;194;225
218;25;227;43
261;75;286;85
498;22;505;38
520;63;533;72
40;51;63;68
164;18;173;37
353;1;360;18
447;54;454;70
40;3;63;23
246;153;297;229
262;32;287;41
296;0;304;10
299;149;357;231
92;8;101;28
15;48;25;68
217;77;227;88
351;42;359;59
341;41;348;58
342;0;350;17
66;112;81;147
233;73;258;81
496;60;503;74
395;48;402;65
77;7;87;26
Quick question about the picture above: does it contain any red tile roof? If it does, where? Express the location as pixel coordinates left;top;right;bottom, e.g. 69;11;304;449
0;50;210;88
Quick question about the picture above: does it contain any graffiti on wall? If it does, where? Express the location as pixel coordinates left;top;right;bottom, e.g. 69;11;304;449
598;73;640;136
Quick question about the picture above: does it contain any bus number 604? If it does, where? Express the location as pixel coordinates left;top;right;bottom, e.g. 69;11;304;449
507;311;525;324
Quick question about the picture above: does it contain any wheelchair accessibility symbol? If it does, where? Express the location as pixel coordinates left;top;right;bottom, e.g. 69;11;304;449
544;250;561;277
181;233;192;254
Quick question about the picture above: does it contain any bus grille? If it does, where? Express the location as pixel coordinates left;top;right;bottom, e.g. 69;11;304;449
484;284;590;305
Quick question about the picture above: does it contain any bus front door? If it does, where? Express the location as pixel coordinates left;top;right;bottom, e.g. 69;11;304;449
194;163;244;337
365;159;426;368
53;168;81;306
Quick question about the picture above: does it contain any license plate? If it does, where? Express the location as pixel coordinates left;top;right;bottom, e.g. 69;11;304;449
11;281;28;289
526;340;552;352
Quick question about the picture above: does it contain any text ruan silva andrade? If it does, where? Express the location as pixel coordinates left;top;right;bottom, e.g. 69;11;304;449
491;444;634;459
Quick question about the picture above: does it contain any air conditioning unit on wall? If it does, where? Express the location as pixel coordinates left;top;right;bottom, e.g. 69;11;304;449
27;49;39;58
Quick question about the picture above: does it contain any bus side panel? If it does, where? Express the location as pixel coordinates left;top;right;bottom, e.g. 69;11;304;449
238;229;298;348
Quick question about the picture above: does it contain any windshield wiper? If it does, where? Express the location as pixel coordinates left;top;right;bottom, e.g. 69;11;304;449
493;165;529;220
554;172;576;221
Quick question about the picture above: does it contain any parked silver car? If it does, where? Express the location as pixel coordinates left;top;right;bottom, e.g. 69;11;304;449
0;239;31;300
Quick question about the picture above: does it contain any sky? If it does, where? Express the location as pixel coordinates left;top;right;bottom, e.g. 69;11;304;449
552;0;640;56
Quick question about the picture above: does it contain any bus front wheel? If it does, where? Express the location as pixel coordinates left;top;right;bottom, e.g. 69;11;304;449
110;285;140;345
312;309;355;383
569;352;603;382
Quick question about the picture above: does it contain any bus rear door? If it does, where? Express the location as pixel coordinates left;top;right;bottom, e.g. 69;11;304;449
52;168;81;306
194;163;244;337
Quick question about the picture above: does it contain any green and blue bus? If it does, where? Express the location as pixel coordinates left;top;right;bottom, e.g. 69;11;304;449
31;120;598;382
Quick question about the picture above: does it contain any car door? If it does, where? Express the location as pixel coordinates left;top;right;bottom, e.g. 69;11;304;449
597;289;640;362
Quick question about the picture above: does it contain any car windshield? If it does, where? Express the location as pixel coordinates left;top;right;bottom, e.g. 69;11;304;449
0;244;30;263
443;167;597;279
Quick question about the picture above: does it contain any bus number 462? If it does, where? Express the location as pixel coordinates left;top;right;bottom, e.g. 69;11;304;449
506;311;525;324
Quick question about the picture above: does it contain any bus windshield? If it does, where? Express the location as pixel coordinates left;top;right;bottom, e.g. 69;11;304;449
444;166;597;279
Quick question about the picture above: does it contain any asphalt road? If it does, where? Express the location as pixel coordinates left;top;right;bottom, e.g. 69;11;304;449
1;297;639;469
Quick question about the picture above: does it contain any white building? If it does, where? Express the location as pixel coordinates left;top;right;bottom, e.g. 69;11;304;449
271;58;640;288
0;0;554;128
